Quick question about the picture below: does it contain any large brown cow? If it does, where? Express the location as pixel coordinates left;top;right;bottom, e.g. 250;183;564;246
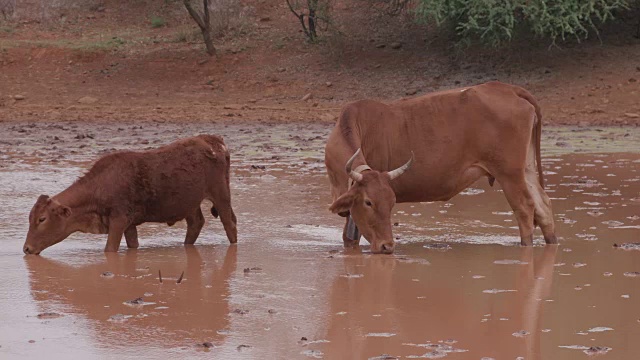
325;81;556;254
23;134;237;254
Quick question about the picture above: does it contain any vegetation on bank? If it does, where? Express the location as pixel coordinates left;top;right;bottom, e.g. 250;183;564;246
0;0;638;52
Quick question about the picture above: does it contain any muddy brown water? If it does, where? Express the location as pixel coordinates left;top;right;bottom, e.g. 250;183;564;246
0;121;639;359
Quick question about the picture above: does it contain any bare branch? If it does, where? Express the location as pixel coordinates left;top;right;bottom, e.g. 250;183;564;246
286;0;311;39
203;0;210;29
183;0;216;56
183;0;206;30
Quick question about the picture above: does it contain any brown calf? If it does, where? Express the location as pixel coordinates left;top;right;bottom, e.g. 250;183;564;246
24;135;237;254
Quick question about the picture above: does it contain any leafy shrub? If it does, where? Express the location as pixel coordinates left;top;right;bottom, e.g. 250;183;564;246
151;16;166;28
208;0;253;37
0;0;16;20
415;0;630;46
286;0;334;42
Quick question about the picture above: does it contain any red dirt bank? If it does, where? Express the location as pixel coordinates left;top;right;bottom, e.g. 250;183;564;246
1;0;639;126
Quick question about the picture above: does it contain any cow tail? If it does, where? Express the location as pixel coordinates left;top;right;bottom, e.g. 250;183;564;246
515;88;545;189
535;105;544;188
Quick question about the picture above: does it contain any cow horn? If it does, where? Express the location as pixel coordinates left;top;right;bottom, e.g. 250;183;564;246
345;148;363;183
388;152;414;180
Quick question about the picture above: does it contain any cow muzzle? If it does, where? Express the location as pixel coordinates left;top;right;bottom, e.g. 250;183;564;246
23;244;40;255
381;243;395;254
372;242;395;254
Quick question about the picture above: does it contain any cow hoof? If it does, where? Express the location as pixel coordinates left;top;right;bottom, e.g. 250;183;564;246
126;241;139;249
343;239;359;248
545;234;558;245
520;235;534;247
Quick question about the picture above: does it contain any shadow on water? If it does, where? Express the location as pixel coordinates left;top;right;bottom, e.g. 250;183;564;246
24;245;236;353
320;246;557;359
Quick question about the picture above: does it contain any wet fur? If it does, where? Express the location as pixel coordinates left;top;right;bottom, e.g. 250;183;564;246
325;81;556;250
25;134;238;253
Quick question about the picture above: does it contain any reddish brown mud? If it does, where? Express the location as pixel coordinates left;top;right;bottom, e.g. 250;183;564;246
0;121;638;359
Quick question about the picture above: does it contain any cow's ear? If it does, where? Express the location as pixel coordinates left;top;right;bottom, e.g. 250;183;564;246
60;206;72;217
36;195;51;205
330;191;356;214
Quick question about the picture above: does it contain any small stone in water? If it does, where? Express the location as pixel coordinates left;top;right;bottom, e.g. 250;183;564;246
583;346;611;355
423;243;451;250
301;349;324;358
421;350;447;359
512;330;530;337
125;297;144;305
494;259;528;265
588;327;613;332
108;314;132;322
613;243;640;250
368;355;398;360
36;312;62;319
200;342;214;348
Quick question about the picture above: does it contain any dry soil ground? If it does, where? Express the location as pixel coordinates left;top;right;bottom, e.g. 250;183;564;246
1;0;640;126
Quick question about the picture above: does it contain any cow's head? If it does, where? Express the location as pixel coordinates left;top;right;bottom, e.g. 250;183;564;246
23;195;72;255
330;149;413;254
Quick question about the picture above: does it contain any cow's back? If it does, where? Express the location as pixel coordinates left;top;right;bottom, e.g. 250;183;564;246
130;135;228;222
73;135;228;224
328;82;538;202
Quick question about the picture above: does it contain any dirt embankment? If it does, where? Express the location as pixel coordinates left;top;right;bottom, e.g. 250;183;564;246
1;0;639;125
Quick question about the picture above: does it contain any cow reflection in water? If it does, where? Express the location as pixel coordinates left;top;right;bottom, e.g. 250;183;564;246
25;245;236;349
323;246;557;359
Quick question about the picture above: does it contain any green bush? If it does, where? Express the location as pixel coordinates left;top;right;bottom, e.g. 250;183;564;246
415;0;630;46
151;16;166;28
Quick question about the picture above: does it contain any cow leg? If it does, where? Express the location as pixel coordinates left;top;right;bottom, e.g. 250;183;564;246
499;177;536;246
342;216;360;247
124;225;139;249
210;192;237;244
216;204;238;244
105;216;127;252
184;208;205;245
525;168;557;244
209;184;238;244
